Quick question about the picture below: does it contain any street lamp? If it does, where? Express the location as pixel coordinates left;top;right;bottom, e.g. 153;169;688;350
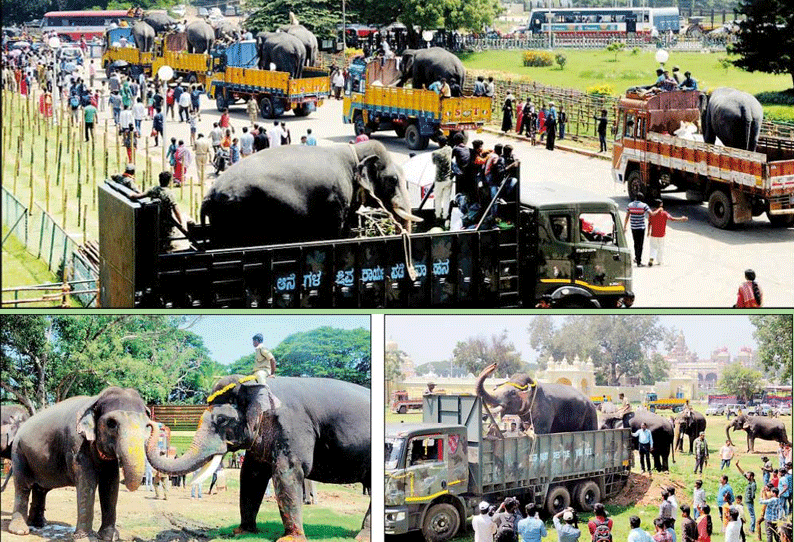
545;12;553;50
157;64;173;166
342;0;346;50
49;36;61;112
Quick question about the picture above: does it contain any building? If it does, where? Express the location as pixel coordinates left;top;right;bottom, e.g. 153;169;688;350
664;332;756;391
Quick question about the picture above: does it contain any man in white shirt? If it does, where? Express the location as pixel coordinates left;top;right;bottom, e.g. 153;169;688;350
627;515;654;542
132;97;147;134
178;89;192;122
472;501;496;542
119;105;134;134
692;480;706;519
267;121;282;148
239;126;254;157
209;122;223;157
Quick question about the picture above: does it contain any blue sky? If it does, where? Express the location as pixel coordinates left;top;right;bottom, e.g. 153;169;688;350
385;315;757;367
189;315;370;365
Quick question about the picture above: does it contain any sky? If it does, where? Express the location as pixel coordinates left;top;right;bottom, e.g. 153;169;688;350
385;315;757;367
189;315;370;365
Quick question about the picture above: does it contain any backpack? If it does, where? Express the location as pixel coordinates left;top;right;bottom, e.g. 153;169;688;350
495;514;516;542
592;518;612;542
69;95;80;108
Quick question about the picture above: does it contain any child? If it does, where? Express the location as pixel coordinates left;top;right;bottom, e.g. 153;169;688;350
229;138;240;165
189;110;198;146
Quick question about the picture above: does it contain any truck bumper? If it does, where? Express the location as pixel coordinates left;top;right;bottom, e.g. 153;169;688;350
385;506;411;535
612;169;623;184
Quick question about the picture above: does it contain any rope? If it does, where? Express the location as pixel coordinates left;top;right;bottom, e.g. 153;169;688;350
206;375;257;403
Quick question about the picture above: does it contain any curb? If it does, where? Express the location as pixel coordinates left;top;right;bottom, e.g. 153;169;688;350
481;126;612;160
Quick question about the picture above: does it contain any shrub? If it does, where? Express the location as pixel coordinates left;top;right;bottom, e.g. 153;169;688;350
755;90;794;106
522;50;554;67
587;83;615;96
605;42;626;61
631;47;640;55
555;53;567;70
716;56;732;70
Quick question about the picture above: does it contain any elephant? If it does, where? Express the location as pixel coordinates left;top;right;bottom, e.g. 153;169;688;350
699;87;763;152
256;31;306;78
475;363;598;434
280;13;318;67
726;414;790;453
131;20;155;53
601;410;675;472
199;140;422;248
397;47;465;90
142;12;176;34
186;20;216;54
673;408;707;454
145;375;371;542
1;405;30;492
8;387;150;540
214;20;242;43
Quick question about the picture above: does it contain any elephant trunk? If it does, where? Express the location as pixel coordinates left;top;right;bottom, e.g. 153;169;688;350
117;416;148;492
145;413;226;476
674;422;682;452
475;369;501;410
726;423;735;446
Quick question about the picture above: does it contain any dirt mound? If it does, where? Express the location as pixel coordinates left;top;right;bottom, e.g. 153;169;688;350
605;472;689;507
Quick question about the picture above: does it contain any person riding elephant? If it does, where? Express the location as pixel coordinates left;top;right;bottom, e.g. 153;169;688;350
673;408;707;454
1;405;30;492
145;375;371;542
142;12;176;34
475;363;598;434
199;140;422;248
699;87;763;152
8;387;151;539
213;20;242;43
131;20;155;53
601;410;675;472
280;12;318;67
726;414;790;453
186;20;216;54
256;31;306;78
397;47;465;91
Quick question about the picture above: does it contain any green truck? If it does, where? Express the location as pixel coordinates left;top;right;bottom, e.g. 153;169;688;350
386;395;633;542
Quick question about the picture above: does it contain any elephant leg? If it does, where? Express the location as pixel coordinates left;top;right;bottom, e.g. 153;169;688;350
28;487;48;528
9;459;32;535
355;502;371;542
97;463;120;541
234;456;271;534
272;451;307;542
74;458;99;540
748;435;754;453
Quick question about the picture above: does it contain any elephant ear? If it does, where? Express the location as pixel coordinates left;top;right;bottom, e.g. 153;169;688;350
243;385;280;433
77;399;99;442
355;155;379;199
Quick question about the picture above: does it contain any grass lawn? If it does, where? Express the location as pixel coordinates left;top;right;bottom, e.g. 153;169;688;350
386;403;792;542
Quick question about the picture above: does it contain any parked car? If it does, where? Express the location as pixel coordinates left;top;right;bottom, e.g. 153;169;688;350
725;403;746;416
224;5;237;16
778;404;791;416
197;7;209;17
57;46;84;66
706;404;725;416
748;403;773;416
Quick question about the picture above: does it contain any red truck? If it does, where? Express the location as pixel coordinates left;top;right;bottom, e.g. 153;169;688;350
390;391;423;414
611;89;794;229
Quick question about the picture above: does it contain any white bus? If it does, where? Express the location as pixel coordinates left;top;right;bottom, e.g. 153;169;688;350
528;7;681;36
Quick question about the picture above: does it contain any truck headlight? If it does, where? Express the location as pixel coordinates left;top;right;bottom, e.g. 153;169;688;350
386;511;406;523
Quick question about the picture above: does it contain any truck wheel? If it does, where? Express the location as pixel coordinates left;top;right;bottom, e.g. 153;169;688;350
293;103;310;117
353;113;371;136
575;481;601;512
259;96;274;119
405;124;425;150
272;98;285;118
707;190;734;229
545;486;571;516
422;503;460;542
398;405;407;414
766;212;794;228
626;170;644;201
215;93;227;112
394;125;406;138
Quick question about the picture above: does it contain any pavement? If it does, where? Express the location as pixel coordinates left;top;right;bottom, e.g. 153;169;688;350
95;77;794;308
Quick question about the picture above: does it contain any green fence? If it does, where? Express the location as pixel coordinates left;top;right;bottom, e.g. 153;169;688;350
2;186;28;248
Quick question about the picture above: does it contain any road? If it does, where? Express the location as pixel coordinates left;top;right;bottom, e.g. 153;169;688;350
154;90;794;308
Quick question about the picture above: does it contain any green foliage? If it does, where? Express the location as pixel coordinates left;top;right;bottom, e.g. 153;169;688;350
716;56;733;70
587;83;614;96
730;0;794;89
244;0;341;38
522;50;554;67
749;315;793;383
755;90;794;105
605;41;626;62
451;330;523;378
718;362;765;401
631;47;640;55
554;53;567;70
385;348;406;385
526;316;667;385
271;327;371;387
1;0;49;27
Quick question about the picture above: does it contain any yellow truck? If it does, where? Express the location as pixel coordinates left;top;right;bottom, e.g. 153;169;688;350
343;57;492;150
206;64;331;118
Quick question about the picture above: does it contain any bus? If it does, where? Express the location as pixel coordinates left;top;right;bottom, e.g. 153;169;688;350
42;10;134;42
527;7;680;36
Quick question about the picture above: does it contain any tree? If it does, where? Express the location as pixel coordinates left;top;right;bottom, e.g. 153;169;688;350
451;331;523;377
244;0;341;38
718;362;765;401
605;42;626;62
385;348;407;399
0;314;49;413
1;0;48;27
730;0;794;89
749;315;792;383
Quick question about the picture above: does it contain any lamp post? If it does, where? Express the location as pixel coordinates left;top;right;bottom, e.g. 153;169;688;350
545;11;553;50
342;0;346;49
49;36;61;113
157;64;173;167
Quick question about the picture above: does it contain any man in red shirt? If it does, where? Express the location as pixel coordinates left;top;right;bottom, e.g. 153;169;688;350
647;199;688;266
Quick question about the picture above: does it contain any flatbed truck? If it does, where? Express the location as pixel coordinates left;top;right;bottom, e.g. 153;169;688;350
612;89;794;228
391;391;426;414
385;394;632;542
96;174;633;308
343;57;492;150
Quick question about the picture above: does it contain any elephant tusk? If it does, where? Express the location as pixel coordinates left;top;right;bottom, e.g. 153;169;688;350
393;207;423;222
189;454;223;487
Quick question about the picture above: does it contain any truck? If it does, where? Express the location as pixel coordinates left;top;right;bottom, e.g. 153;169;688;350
96;174;634;308
343;57;492;150
644;393;687;413
611;89;794;228
103;32;216;83
385;394;633;542
391;391;425;414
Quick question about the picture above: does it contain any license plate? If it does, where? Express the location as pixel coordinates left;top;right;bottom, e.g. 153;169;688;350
441;123;479;131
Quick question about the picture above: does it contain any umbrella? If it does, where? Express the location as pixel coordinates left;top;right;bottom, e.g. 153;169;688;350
62;62;77;73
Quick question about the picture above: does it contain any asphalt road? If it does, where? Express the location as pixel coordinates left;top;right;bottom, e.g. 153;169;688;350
154;90;794;308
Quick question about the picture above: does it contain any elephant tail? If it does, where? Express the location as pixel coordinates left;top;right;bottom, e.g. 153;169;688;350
200;198;210;227
748;117;760;152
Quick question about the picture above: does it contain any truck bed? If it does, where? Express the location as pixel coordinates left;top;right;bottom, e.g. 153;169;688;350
354;87;491;126
209;66;330;100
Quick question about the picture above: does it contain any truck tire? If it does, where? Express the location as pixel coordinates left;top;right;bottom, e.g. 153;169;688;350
188;73;198;84
545;485;571;516
405;124;429;150
766;212;794;228
626;170;644;202
422;503;460;542
575;481;601;512
398;405;407;414
293;103;310;117
394;125;406;138
215;92;227;112
707;190;734;229
272;98;286;118
259;96;274;119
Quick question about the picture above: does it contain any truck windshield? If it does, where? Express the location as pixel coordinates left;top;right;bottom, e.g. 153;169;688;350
580;213;617;245
385;438;406;470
